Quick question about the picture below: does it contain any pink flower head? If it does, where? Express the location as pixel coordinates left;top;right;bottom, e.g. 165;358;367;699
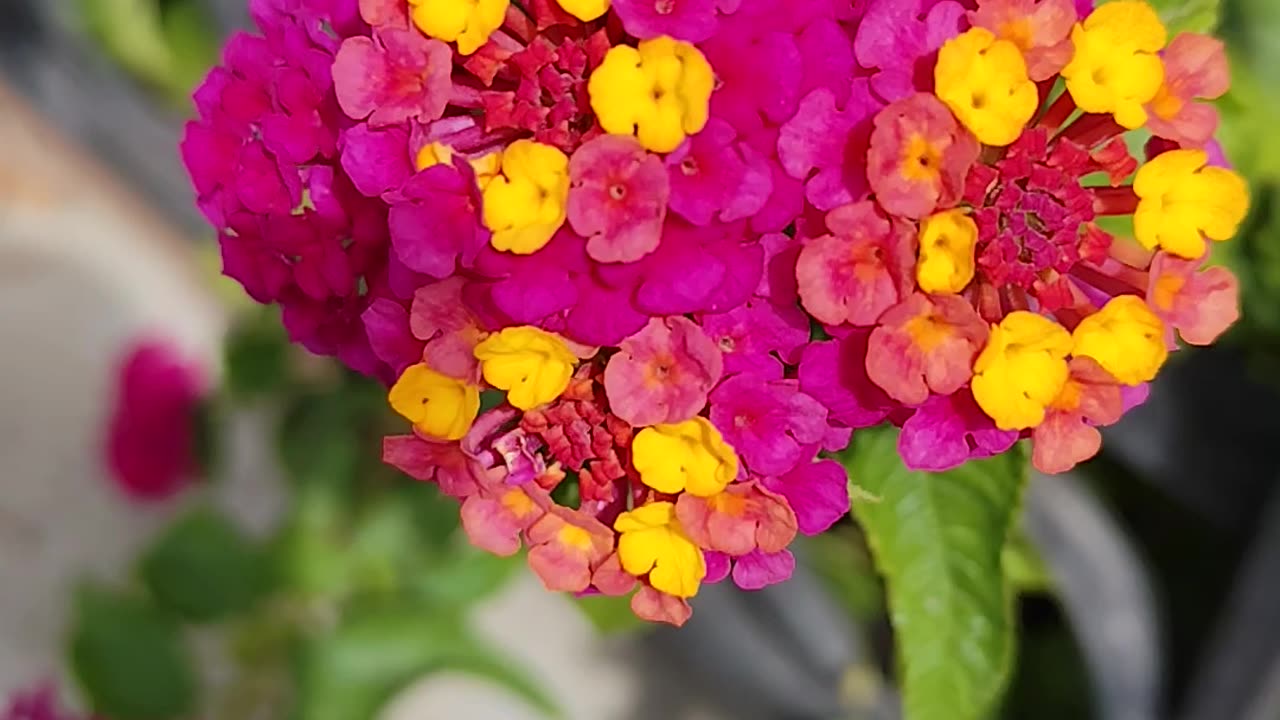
867;93;979;220
799;333;897;431
796;200;916;327
709;373;829;476
332;28;452;127
675;481;798;557
526;506;616;592
699;299;810;376
969;0;1077;81
866;292;989;406
778;84;883;211
604;316;724;426
2;681;92;720
105;340;206;503
1146;33;1230;146
898;390;1019;472
388;163;488;278
567;135;670;264
612;0;720;43
667;119;770;226
1146;251;1240;346
762;459;850;536
1031;357;1124;474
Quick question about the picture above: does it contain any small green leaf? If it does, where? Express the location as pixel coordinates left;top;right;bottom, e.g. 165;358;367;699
411;541;522;608
843;427;1029;720
573;593;646;635
277;390;364;490
69;587;197;720
294;603;559;720
140;507;271;623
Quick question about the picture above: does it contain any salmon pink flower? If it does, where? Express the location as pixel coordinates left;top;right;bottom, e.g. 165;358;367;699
567;135;670;263
604;316;724;427
332;28;452;127
675;481;797;557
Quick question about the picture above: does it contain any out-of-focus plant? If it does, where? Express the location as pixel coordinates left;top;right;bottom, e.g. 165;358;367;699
63;308;557;720
74;0;220;106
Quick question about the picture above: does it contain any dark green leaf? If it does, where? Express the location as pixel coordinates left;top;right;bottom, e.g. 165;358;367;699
140;507;271;623
294;603;559;720
277;390;364;490
842;427;1029;720
69;587;197;720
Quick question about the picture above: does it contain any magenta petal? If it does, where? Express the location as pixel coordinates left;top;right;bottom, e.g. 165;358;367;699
732;549;796;590
362;298;421;374
710;373;828;476
798;334;896;429
704;550;732;584
898;391;1019;472
763;459;850;536
340;124;413;197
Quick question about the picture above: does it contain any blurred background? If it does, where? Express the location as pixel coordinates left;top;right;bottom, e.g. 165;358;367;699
0;0;1278;719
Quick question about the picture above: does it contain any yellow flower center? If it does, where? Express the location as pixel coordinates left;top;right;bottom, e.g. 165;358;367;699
588;36;715;153
555;0;610;21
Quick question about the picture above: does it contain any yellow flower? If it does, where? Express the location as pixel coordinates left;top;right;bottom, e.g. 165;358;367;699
1133;149;1249;259
935;28;1038;146
473;326;576;410
388;363;480;441
632;417;739;497
972;312;1073;431
615;502;706;598
588;36;714;153
1061;1;1167;129
408;0;508;56
555;0;609;21
916;209;978;294
482;140;570;254
1072;295;1168;385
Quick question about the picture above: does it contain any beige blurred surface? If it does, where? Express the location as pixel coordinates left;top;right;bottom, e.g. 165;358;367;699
0;81;639;718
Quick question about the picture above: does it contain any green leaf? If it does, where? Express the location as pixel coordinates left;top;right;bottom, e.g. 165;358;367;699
842;427;1029;720
572;594;646;635
140;507;271;623
277;389;364;490
1002;527;1055;595
224;309;291;401
294;603;559;720
411;539;523;608
69;587;197;720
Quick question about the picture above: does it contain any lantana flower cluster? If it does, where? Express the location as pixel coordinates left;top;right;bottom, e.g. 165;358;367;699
182;0;1247;624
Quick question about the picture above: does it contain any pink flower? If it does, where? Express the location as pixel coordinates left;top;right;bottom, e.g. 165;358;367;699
340;124;413;197
675;481;797;557
762;459;850;536
796;200;916;327
666;119;770;226
1145;33;1230;146
897;390;1019;472
612;0;720;43
332;28;452;127
526;506;615;592
731;548;796;590
866;292;989;405
1146;251;1240;346
1030;357;1123;474
604;317;724;426
778;84;882;211
867;93;979;220
104;341;206;502
969;0;1077;81
798;331;896;430
567;135;670;264
709;373;829;476
388;163;488;278
699;299;810;376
